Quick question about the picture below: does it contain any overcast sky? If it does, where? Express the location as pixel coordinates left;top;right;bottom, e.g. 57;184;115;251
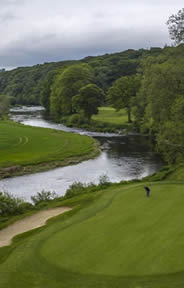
0;0;183;69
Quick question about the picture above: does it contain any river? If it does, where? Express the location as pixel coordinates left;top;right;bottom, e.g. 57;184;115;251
0;106;162;201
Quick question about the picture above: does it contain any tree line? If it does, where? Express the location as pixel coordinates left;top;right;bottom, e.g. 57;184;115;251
40;48;162;122
0;47;162;107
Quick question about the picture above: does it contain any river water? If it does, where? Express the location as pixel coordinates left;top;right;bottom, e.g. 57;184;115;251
0;107;162;201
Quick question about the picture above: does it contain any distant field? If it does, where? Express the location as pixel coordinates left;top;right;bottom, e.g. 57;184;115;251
92;107;132;125
0;120;96;168
1;180;184;287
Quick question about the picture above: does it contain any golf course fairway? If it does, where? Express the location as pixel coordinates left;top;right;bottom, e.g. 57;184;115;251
0;120;98;176
0;181;184;287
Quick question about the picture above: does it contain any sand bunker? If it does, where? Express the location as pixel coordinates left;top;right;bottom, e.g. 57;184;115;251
0;207;72;247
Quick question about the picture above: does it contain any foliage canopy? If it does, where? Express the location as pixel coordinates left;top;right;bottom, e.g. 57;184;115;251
50;64;93;120
167;8;184;44
73;84;105;121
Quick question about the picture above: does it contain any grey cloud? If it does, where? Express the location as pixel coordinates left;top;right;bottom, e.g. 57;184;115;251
0;27;169;67
0;12;17;22
1;0;26;5
0;0;183;68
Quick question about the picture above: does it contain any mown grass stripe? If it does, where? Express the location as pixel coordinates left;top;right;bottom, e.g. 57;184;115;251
0;120;97;171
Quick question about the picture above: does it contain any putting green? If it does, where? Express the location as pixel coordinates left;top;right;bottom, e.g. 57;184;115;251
1;182;184;287
41;183;184;276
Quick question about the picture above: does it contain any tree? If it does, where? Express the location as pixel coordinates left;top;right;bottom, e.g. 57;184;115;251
134;46;184;163
167;8;184;44
72;84;104;121
50;64;93;120
0;95;10;119
40;69;60;117
135;50;184;129
107;75;141;123
156;95;184;163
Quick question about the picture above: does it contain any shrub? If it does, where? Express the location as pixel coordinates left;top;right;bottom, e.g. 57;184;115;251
31;190;58;205
65;177;111;199
66;114;80;126
66;113;88;127
98;174;110;187
65;182;86;198
0;192;24;216
18;202;34;213
80;123;90;129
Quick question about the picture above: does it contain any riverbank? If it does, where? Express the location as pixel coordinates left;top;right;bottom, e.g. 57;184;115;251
61;107;135;133
0;120;100;179
1;163;183;232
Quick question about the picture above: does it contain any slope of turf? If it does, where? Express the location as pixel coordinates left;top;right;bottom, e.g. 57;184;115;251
0;120;97;174
1;181;184;287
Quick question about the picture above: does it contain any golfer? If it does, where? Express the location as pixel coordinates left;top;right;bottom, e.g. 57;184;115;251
144;186;150;197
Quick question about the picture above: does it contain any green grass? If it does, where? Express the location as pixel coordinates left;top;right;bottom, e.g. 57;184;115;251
92;107;132;125
0;120;98;175
1;180;184;287
166;165;184;181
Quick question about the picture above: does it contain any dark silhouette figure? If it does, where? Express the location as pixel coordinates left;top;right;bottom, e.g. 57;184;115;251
144;186;150;197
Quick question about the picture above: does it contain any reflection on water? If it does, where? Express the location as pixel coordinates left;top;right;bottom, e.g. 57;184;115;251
0;107;162;201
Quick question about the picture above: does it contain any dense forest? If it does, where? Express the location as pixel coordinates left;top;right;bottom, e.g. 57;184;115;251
0;44;183;164
0;47;162;105
0;60;76;105
134;44;184;163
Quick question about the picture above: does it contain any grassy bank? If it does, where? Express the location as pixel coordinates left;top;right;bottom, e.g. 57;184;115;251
91;107;134;132
0;120;99;178
0;166;184;287
64;107;134;133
